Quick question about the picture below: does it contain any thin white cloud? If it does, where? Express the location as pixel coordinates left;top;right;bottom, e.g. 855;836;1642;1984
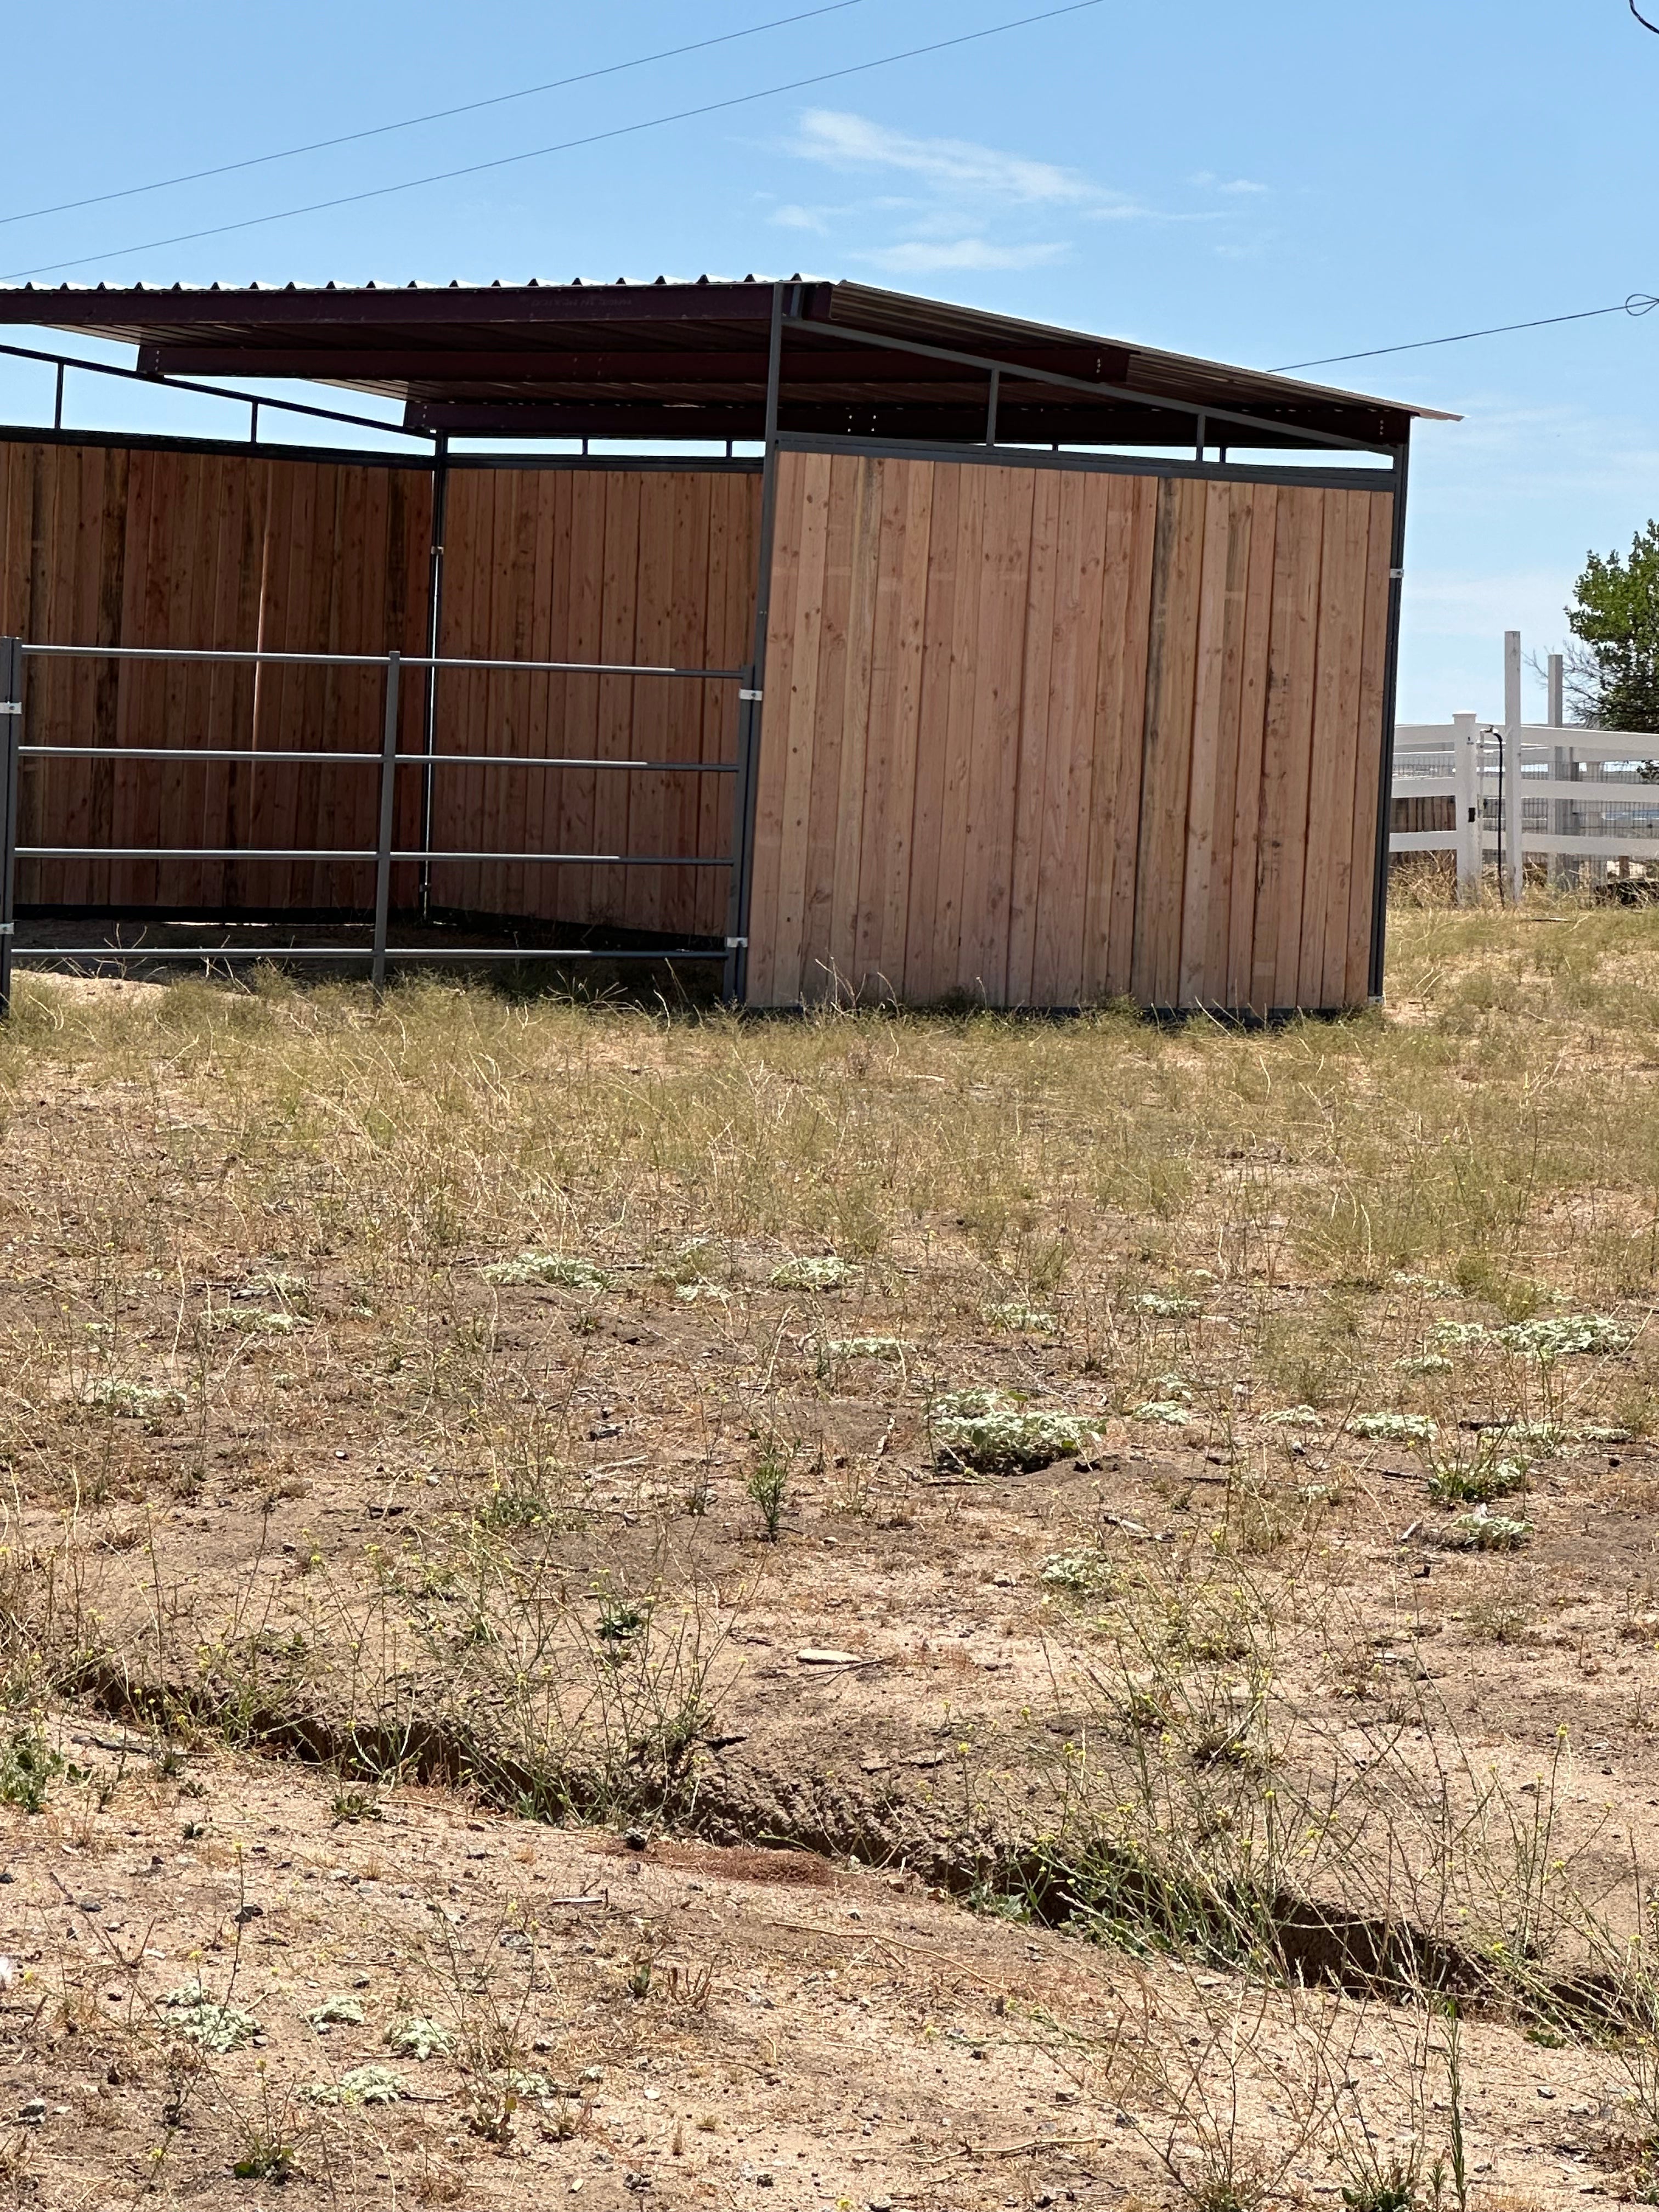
1218;178;1269;196
854;238;1069;274
771;204;830;233
792;108;1129;211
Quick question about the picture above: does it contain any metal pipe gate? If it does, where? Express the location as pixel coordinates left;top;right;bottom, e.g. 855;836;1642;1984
0;635;753;1013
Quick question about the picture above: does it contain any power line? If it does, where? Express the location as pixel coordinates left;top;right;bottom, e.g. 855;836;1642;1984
0;0;873;233
1633;1;1659;33
1;0;1106;283
1276;292;1659;373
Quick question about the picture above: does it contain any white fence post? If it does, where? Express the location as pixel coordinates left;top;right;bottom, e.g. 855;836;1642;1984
1453;711;1481;902
1504;629;1525;903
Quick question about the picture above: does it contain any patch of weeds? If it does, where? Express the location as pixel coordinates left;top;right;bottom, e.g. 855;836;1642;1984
1396;1354;1454;1377
1041;1550;1117;1596
1392;1271;1460;1299
596;1595;653;1648
330;1787;381;1825
305;1995;366;2030
1428;1457;1528;1505
1132;1291;1203;1318
75;1378;184;1421
1338;2153;1421;2212
303;2065;405;2107
1352;1412;1437;1443
164;1985;260;2051
770;1254;857;1291
0;1728;71;1814
986;1300;1058;1333
816;1335;908;1374
1581;1423;1633;1444
1497;1313;1633;1359
476;1484;546;1531
1431;1508;1533;1551
482;1251;611;1292
930;1390;1092;1472
1133;1400;1193;1427
675;1282;731;1305
214;1308;306;1336
747;1436;797;1539
387;2016;452;2060
1265;1405;1322;1429
1428;1322;1493;1350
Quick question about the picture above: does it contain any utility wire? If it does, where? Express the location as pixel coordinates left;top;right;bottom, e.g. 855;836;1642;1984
1;0;1105;283
1633;1;1659;33
1276;293;1659;373
0;0;873;233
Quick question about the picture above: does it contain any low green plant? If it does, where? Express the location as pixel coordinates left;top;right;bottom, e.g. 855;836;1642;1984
1431;1508;1533;1551
482;1251;610;1291
747;1438;795;1539
0;1728;69;1815
931;1389;1092;1471
987;1300;1058;1333
302;2065;405;2107
770;1254;856;1290
165;1984;261;2052
1352;1413;1437;1443
329;1786;381;1825
386;2016;452;2060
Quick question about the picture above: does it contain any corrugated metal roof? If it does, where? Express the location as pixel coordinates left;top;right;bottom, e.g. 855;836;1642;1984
0;277;1449;449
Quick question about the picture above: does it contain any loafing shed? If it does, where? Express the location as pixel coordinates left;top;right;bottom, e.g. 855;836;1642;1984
0;278;1443;1011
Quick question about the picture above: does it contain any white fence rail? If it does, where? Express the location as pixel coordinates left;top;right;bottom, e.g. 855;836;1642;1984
1390;631;1659;901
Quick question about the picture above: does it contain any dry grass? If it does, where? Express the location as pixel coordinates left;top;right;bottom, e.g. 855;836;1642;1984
7;898;1659;2203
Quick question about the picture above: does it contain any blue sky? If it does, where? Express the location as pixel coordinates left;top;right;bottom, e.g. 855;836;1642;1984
1;0;1656;721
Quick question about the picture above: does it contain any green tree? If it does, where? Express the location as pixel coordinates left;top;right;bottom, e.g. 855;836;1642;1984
1567;521;1659;732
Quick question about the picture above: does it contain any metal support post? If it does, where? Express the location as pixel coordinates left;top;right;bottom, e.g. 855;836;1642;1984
725;282;787;1006
419;433;450;919
1504;628;1524;905
52;364;64;432
1548;651;1565;730
372;652;401;992
985;368;1000;447
1367;436;1411;1000
1195;412;1207;463
1452;711;1481;905
249;399;259;448
0;639;20;1018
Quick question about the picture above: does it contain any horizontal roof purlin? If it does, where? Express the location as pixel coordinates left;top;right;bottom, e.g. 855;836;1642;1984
0;276;1451;450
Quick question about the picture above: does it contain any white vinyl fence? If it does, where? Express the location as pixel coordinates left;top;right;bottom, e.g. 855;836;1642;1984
1390;631;1659;902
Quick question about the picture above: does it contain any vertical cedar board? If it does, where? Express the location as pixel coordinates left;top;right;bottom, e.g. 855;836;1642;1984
1176;480;1237;1006
1250;486;1325;1012
798;454;859;998
1006;467;1061;1008
1223;485;1280;1012
1301;489;1372;1007
1131;476;1207;1008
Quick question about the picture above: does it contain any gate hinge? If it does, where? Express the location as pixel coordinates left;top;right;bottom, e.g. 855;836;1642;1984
0;702;20;716
725;936;748;951
738;687;763;702
0;923;14;936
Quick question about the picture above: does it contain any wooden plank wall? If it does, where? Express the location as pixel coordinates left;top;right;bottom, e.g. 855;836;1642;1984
0;440;760;935
430;467;760;936
0;439;431;912
745;449;1396;1013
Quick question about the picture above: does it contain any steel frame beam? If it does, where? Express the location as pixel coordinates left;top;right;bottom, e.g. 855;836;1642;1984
1368;433;1412;1001
724;280;788;1005
781;315;1400;456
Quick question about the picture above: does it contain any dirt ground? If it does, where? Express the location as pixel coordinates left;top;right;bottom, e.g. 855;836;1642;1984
6;905;1659;2207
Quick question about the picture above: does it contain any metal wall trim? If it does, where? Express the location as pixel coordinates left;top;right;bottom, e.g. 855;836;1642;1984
774;431;1393;493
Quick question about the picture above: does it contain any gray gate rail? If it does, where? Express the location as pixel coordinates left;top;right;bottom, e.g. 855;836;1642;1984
0;635;752;1014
